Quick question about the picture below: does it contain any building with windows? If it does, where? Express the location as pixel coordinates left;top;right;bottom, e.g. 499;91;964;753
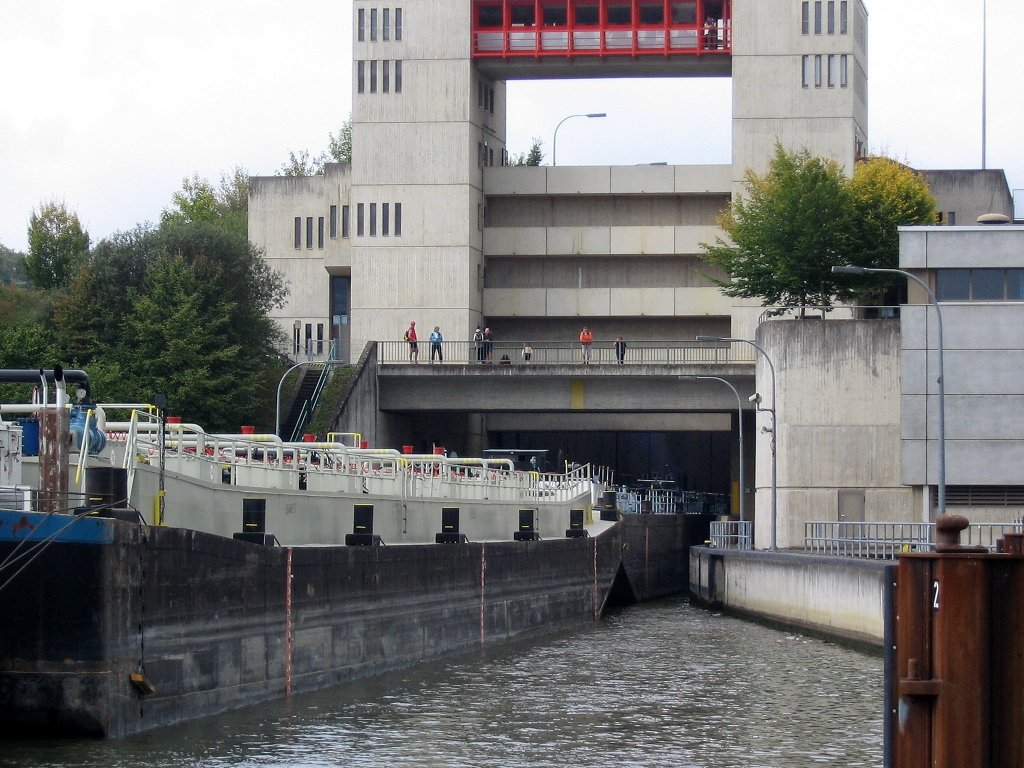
249;0;869;363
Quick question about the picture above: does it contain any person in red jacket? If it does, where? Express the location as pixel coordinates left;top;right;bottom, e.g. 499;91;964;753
579;326;593;364
405;320;418;363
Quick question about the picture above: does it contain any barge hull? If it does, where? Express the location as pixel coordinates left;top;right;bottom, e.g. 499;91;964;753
1;511;704;738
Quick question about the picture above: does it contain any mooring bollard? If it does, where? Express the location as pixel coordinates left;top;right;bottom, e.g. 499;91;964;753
889;514;1024;766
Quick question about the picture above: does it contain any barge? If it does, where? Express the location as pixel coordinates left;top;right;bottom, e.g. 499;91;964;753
0;375;708;737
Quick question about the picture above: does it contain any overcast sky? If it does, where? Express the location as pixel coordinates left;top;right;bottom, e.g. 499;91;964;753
1;0;1020;252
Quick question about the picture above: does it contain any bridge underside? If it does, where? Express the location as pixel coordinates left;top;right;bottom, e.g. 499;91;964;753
475;55;731;80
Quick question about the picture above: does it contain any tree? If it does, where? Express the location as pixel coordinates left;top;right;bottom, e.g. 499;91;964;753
25;201;90;291
843;156;937;299
703;145;856;312
327;119;352;164
280;118;354;176
510;138;544;166
0;243;30;287
120;254;251;429
279;149;325;177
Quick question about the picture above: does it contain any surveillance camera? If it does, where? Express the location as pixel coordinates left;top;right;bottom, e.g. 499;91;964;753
748;393;761;404
761;425;774;434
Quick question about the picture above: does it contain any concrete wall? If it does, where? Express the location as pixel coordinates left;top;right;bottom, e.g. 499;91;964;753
757;320;912;549
899;226;1024;513
922;170;1014;224
690;547;892;646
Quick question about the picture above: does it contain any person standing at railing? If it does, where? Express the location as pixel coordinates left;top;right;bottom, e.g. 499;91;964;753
429;326;444;363
483;327;494;363
614;336;627;364
522;343;533;363
579;326;593;364
405;320;419;363
473;326;485;363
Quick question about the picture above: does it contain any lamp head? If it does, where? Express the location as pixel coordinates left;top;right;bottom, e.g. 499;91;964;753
831;265;868;275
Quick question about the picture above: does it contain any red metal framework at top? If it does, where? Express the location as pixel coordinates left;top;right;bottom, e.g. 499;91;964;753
472;0;732;60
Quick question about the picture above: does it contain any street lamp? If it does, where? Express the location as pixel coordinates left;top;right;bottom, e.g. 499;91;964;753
680;375;746;522
832;264;946;515
697;335;777;549
552;112;606;166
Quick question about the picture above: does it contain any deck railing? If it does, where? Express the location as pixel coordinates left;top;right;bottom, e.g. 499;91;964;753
379;339;756;366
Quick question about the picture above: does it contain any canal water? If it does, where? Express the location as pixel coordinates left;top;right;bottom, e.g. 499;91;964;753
5;599;883;767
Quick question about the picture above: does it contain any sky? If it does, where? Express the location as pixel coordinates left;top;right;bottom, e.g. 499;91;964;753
1;0;1021;252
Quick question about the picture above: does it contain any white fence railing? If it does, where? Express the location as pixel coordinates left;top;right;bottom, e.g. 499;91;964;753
710;520;753;550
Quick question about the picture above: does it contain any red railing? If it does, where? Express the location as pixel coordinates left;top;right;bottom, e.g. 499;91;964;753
472;0;732;59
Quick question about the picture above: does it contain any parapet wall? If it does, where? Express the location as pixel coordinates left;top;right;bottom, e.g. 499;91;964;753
690;546;892;646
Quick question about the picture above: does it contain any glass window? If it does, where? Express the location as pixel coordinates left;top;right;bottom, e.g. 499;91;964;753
294;217;301;249
671;2;696;24
383;8;390;40
370;203;377;237
317;216;324;249
510;3;535;26
357;60;365;93
827;1;834;33
801;2;809;34
383;59;390;92
306;217;313;249
395;203;402;236
342;205;350;238
972;269;1005;300
478;6;503;27
814;55;822;87
395;60;402;93
814;1;822;34
357;8;365;41
936;270;969;301
357;203;364;237
840;1;848;33
827;54;835;87
370;9;378;41
396;8;402;39
575;3;599;24
330;205;338;238
370;60;377;93
801;55;811;87
638;3;663;24
840;54;848;87
607;3;631;24
382;202;390;236
1008;270;1024;300
543;5;567;25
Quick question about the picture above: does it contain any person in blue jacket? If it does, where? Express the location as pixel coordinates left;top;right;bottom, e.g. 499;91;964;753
429;326;444;363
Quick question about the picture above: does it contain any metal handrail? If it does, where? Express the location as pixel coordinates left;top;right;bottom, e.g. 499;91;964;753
710;520;753;550
804;520;1024;559
378;339;756;366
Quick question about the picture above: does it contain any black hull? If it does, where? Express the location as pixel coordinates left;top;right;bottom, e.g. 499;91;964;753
0;511;710;738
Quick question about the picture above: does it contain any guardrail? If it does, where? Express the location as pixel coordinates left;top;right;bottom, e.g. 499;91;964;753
378;339;756;366
804;520;1024;559
710;520;753;549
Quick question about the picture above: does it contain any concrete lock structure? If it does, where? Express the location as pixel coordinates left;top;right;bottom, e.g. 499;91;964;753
249;0;868;363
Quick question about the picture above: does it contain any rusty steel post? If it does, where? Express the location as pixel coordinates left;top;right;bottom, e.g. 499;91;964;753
37;406;69;515
889;514;1024;766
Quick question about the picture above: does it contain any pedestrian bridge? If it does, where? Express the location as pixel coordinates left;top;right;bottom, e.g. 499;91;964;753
375;339;756;414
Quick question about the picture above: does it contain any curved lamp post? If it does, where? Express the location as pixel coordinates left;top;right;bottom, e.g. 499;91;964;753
552;112;606;166
697;335;777;549
832;264;946;516
681;375;746;522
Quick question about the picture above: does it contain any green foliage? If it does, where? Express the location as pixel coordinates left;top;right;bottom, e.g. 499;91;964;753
280;117;353;176
0;243;30;287
25;201;90;291
0;322;59;403
0;283;50;327
510;138;544;166
305;366;355;438
702;145;938;310
843;157;937;296
161;169;249;238
327;120;352;165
